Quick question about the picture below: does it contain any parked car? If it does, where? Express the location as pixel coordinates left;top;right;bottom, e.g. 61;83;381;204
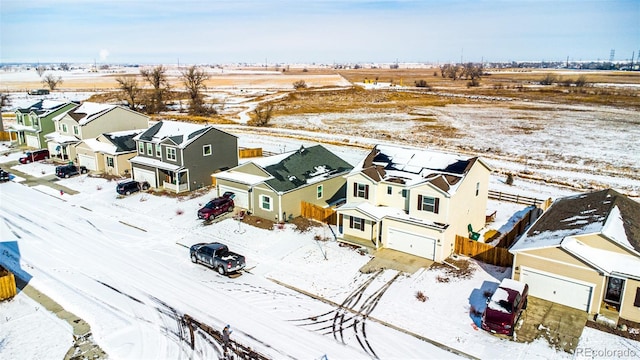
481;278;529;336
55;164;88;178
197;195;234;221
116;179;150;195
0;169;10;182
19;149;50;164
189;242;246;275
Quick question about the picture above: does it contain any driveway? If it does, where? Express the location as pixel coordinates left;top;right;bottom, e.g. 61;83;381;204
514;296;588;353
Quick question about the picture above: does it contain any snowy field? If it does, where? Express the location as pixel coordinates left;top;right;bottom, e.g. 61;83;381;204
1;136;639;359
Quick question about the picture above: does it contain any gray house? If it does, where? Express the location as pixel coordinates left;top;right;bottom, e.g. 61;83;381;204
129;120;238;193
214;144;353;222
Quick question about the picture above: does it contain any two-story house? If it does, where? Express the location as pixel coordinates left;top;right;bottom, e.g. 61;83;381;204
9;100;78;149
74;130;143;176
46;102;149;163
129;120;238;193
336;144;491;262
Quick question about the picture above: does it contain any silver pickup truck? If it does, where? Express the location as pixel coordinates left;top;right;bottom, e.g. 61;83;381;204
189;242;246;275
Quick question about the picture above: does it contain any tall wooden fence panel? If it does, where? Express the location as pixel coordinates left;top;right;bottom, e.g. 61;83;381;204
0;131;17;142
489;190;550;209
454;235;513;267
0;266;17;301
301;201;337;224
238;148;263;158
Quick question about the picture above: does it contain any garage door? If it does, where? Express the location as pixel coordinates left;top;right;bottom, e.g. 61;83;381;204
133;167;157;188
78;154;97;171
520;267;593;312
26;135;40;148
386;227;436;260
218;185;249;209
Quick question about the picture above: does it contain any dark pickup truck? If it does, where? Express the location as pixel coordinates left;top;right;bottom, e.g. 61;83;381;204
189;242;246;275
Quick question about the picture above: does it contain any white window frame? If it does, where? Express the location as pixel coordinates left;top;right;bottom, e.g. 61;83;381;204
146;143;154;156
62;123;68;133
260;195;272;211
421;196;437;213
351;216;365;231
356;183;367;198
476;182;480;196
155;144;161;158
317;185;323;199
203;144;212;156
166;147;177;161
106;156;114;167
138;142;144;154
73;125;79;135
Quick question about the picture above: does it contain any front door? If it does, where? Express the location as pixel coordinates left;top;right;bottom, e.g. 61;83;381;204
605;277;625;304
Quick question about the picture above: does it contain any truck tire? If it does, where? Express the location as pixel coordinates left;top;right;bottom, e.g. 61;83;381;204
217;266;225;275
191;254;197;263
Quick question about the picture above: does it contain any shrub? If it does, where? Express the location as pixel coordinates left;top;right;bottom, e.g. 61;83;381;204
436;275;450;283
415;291;428;302
539;73;557;85
414;80;431;89
293;80;308;90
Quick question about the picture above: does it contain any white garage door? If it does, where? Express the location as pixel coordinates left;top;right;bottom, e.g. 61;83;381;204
133;167;157;188
78;154;97;171
386;227;436;260
218;185;249;209
520;267;593;312
26;135;40;148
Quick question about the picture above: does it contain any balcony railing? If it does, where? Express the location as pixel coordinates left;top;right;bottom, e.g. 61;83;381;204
163;181;189;193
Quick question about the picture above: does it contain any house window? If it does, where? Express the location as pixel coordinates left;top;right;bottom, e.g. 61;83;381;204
33;118;40;127
387;186;392;195
106;157;114;167
317;185;323;199
349;216;365;231
417;195;440;214
138;142;144;154
146;143;153;156
353;183;369;199
634;288;640;307
203;144;212;156
260;195;272;211
166;147;176;161
402;189;408;198
62;123;68;133
155;144;161;157
73;125;79;135
476;182;480;196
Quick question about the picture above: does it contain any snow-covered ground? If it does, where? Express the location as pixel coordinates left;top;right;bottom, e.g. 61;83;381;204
1;135;639;359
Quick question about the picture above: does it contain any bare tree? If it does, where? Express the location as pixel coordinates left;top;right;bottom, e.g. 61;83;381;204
116;76;142;110
249;103;274;126
0;93;11;112
59;63;70;71
539;73;557;85
42;73;63;90
36;65;46;77
440;64;462;80
180;65;212;115
140;65;170;114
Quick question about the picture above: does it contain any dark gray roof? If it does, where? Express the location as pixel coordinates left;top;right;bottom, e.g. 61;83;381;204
515;189;640;252
263;145;353;192
105;132;140;153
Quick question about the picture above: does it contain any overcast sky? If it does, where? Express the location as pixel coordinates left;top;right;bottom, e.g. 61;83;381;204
1;0;638;65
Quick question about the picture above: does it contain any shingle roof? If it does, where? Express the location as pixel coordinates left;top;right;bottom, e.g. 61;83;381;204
135;120;232;149
511;189;640;252
263;145;353;192
104;130;141;153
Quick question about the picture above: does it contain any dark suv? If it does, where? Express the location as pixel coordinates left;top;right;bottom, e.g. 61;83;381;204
55;164;88;178
197;194;235;221
116;179;150;195
19;149;50;164
481;278;529;336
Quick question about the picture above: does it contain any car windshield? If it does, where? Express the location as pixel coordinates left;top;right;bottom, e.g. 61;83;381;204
205;200;224;208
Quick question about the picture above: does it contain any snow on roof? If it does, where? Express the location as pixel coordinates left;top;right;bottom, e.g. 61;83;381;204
7;124;36;132
129;156;182;171
338;202;406;221
561;238;640;279
214;170;271;186
80;138;117;154
510;189;639;252
135;120;216;149
351;144;478;194
250;151;292;167
70;102;116;125
45;132;79;145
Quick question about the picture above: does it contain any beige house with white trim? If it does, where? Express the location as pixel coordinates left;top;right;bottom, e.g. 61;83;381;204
336;144;491;262
74;130;143;176
510;189;640;324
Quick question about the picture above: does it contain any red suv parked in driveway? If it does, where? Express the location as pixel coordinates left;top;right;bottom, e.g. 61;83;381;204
481;278;529;336
197;193;235;221
19;149;50;164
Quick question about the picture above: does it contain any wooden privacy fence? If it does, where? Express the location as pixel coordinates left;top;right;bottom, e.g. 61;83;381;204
301;201;337;224
489;190;551;210
0;131;17;142
455;235;513;267
493;206;542;249
238;147;263;158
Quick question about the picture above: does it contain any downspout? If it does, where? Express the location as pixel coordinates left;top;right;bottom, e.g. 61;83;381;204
278;192;283;222
176;172;179;194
